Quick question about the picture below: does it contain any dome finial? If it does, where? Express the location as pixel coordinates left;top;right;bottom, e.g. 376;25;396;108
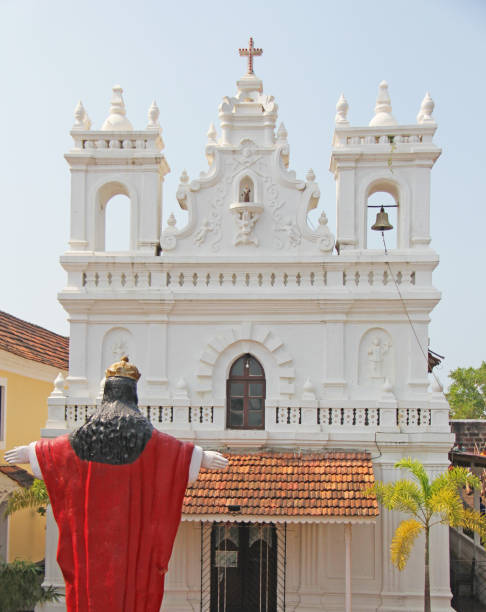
277;122;288;141
369;80;398;127
101;85;134;131
207;122;217;142
73;101;91;130
147;100;160;129
335;93;349;125
417;92;436;124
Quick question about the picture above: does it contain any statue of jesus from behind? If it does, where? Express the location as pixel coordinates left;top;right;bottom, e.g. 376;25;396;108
5;356;228;611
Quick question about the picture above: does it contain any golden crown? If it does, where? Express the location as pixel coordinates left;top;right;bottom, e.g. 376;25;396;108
105;356;141;381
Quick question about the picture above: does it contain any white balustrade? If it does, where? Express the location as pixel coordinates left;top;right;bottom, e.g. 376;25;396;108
61;402;435;433
71;263;420;293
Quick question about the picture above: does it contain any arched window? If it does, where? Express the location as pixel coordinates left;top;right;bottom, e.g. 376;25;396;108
227;354;265;429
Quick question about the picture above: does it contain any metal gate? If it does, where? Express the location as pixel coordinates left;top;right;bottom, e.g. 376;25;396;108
200;522;286;612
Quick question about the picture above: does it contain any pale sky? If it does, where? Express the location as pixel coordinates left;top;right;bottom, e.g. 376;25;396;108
0;0;484;385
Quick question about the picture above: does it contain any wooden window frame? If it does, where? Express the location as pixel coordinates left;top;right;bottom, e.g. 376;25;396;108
226;354;266;430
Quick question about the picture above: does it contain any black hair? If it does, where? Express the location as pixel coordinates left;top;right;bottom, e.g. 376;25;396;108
69;376;153;465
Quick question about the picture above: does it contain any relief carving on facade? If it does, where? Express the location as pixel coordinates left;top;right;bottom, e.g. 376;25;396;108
358;328;394;387
368;336;390;380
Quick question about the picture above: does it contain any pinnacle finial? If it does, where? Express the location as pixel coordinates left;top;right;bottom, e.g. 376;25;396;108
335;93;349;125
51;372;66;397
180;169;189;184
167;212;177;227
147;100;160;129
101;85;133;131
306;168;316;182
72;101;91;130
277;122;288;141
369;80;397;127
417;92;436;124
207;122;217;141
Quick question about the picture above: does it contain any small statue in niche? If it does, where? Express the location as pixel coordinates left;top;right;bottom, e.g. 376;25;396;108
368;336;390;380
240;185;252;202
5;356;228;611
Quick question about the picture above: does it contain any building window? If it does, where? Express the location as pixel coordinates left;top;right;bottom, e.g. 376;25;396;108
226;354;265;429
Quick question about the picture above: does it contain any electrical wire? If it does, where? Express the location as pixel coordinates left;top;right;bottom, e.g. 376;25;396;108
381;231;442;388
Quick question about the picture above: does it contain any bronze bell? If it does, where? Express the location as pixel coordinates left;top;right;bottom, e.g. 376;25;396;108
371;206;393;231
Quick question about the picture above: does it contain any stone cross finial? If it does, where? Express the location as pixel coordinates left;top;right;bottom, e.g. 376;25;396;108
239;37;263;74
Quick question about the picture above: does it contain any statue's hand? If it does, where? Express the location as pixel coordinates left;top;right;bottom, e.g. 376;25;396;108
202;451;229;470
5;446;30;465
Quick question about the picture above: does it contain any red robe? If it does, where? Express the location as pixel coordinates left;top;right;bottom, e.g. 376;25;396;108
36;430;194;612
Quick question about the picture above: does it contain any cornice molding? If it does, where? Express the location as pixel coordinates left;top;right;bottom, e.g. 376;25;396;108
0;350;66;383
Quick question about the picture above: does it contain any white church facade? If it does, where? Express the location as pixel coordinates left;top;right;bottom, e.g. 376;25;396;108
41;42;454;611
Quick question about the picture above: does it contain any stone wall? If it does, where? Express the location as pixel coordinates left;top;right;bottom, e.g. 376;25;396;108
451;420;486;452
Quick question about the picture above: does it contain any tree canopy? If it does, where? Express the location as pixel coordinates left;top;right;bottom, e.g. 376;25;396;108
447;361;486;419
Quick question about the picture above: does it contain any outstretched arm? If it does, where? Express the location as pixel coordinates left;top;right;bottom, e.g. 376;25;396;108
188;446;228;485
5;443;43;480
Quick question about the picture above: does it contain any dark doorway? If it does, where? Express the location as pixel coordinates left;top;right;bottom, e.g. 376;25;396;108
210;523;277;612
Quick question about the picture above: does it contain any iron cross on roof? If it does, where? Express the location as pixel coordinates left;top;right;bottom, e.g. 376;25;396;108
238;37;263;74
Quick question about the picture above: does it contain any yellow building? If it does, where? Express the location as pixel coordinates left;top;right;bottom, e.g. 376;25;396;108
0;310;68;562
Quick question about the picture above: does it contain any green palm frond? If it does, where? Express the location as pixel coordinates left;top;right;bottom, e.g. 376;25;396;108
428;487;463;526
459;508;486;540
430;467;480;495
395;458;431;498
390;518;423;570
365;480;423;515
5;480;49;517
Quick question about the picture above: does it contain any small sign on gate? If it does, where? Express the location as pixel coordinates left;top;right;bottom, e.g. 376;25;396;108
214;550;238;568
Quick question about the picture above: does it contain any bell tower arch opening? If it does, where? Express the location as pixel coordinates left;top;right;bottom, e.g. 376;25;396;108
95;181;134;252
365;179;399;250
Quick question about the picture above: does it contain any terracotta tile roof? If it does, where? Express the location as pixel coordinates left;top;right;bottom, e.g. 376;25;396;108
0;311;68;371
0;465;35;488
184;451;379;521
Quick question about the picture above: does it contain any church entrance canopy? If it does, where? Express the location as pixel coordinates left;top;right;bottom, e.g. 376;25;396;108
184;451;379;612
183;451;379;524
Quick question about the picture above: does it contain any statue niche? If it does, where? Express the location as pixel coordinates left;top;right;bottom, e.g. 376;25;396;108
239;176;254;203
358;328;394;388
230;175;263;246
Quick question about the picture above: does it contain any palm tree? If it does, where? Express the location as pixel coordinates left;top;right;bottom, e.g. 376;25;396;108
4;478;49;517
365;458;486;612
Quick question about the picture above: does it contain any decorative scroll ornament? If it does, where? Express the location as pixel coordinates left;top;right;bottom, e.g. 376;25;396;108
105;356;141;381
